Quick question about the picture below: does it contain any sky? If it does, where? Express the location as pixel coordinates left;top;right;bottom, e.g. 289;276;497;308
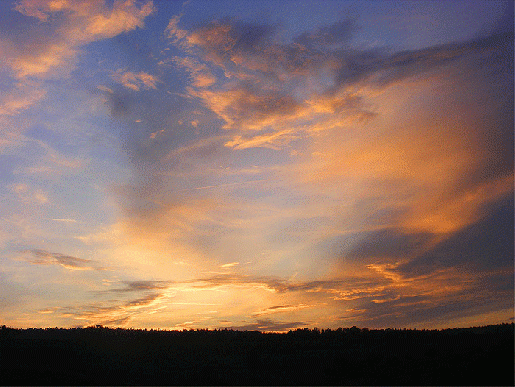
0;0;513;331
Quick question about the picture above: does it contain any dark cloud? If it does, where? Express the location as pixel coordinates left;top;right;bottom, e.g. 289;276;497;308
295;19;356;48
396;195;514;276
25;249;105;271
125;292;163;307
227;318;306;332
107;88;134;118
346;229;433;260
337;266;514;329
476;2;514;42
184;16;513;89
176;17;324;78
388;290;512;328
450;46;513;194
268;304;294;310
226;19;276;52
110;280;171;292
333;29;514;88
190;18;276;58
476;269;514;296
100;316;132;326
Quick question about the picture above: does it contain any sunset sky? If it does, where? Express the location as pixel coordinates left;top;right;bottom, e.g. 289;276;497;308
0;0;513;331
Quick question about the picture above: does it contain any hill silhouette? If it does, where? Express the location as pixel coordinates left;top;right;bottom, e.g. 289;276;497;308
1;323;513;385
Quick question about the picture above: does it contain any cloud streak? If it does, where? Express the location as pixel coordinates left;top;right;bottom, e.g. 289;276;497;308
8;0;154;79
23;249;107;271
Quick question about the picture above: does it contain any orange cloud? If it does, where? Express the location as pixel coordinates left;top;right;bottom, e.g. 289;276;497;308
173;56;216;88
9;183;49;205
9;0;154;78
295;69;513;236
112;70;159;91
0;83;47;116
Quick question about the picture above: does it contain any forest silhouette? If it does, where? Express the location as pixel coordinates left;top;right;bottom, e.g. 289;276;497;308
1;323;513;385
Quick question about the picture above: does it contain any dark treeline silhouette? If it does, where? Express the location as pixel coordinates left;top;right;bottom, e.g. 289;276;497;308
1;323;513;385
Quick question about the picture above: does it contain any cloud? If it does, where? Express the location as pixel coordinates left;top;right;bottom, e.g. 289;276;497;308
110;280;171;292
289;33;513;239
189;273;284;292
168;18;359;147
395;195;514;276
106;15;510;289
10;137;83;176
58;291;165;326
331;253;513;328
346;229;433;261
9;183;48;205
7;0;154;79
165;15;512;157
0;82;46;116
0;0;155;161
189;273;389;304
60;11;511;331
52;218;77;223
23;249;106;271
252;304;313;317
295;20;356;48
220;262;239;268
32;253;512;329
172;56;216;87
227;318;307;332
368;31;513;87
188;84;302;132
186;261;509;328
112;70;159;91
97;85;114;94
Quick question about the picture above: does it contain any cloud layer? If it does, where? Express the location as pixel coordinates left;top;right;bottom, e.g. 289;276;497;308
0;0;512;330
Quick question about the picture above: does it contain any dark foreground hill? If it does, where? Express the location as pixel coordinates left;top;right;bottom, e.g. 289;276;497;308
1;323;513;385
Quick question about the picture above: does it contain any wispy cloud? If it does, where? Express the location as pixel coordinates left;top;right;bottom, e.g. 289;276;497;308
227;319;307;332
51;218;77;223
9;183;48;205
220;262;239;268
11;137;83;176
112;70;159;91
58;292;165;326
22;249;107;271
9;0;154;79
0;82;46;116
166;16;512;153
109;280;171;292
252;304;313;317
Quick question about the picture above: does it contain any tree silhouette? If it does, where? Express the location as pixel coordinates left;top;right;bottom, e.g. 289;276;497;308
1;323;513;385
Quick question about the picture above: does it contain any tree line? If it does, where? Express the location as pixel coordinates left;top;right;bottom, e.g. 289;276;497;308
1;323;513;385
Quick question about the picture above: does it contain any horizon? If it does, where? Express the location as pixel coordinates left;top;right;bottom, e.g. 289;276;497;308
0;0;513;331
3;322;514;333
